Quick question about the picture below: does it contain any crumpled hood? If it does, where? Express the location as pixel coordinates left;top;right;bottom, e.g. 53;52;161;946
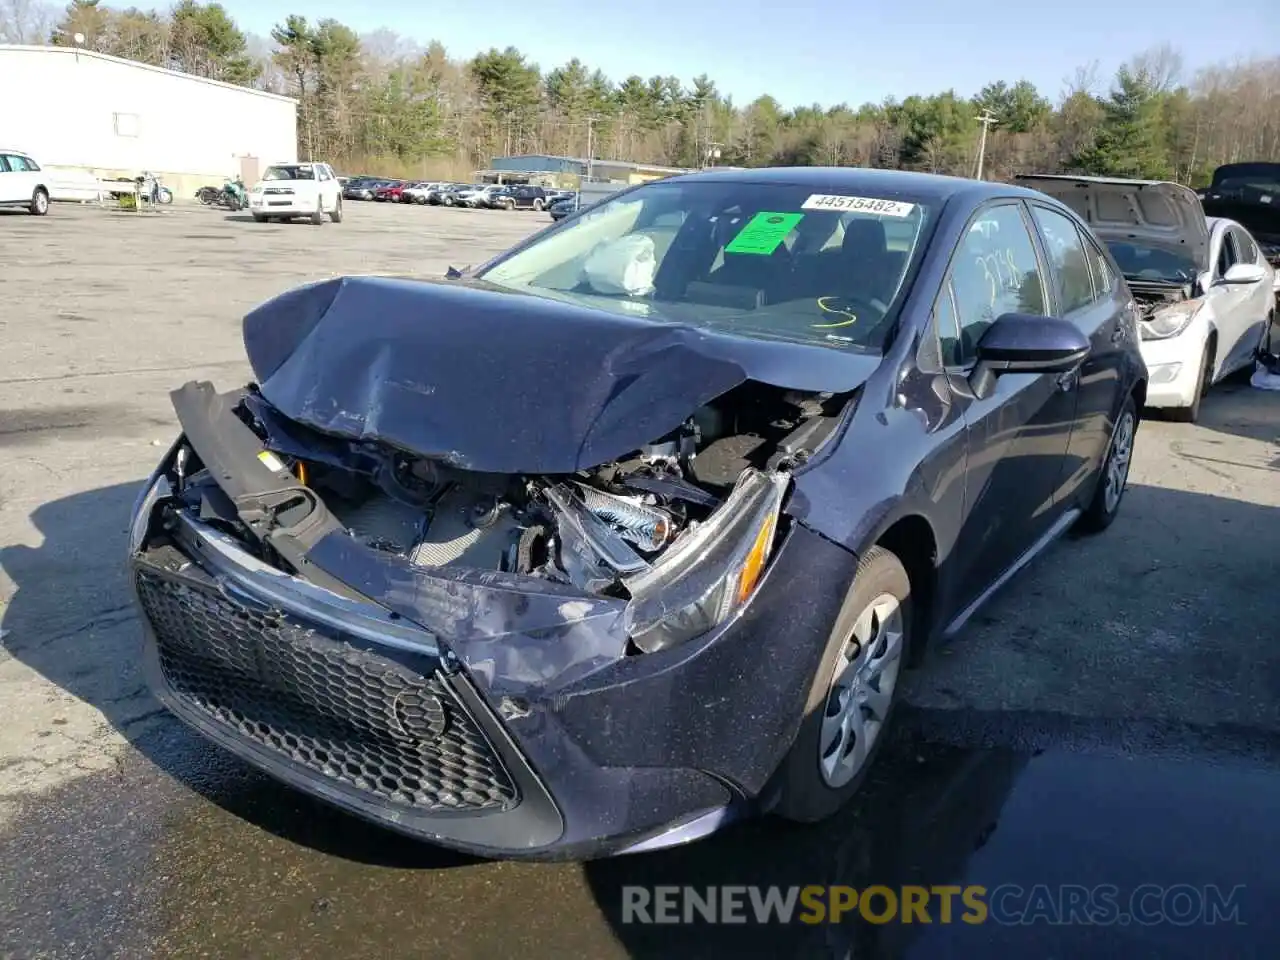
242;275;880;474
1015;175;1210;271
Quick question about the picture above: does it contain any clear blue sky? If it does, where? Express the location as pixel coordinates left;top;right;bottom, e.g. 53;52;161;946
221;0;1278;109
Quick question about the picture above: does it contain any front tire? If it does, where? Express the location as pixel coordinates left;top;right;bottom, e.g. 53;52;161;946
329;196;343;223
1075;393;1137;534
29;188;49;216
1169;338;1213;423
773;546;912;823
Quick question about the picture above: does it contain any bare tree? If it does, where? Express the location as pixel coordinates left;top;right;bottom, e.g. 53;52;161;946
1061;60;1101;102
0;0;56;43
1129;42;1184;93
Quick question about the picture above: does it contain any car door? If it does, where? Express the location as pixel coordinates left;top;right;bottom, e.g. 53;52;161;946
1026;202;1131;505
1207;225;1255;377
0;154;30;203
316;165;335;206
936;201;1081;610
1221;225;1271;371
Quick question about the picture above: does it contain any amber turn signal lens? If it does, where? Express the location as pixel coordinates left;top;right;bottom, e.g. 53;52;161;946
736;513;777;606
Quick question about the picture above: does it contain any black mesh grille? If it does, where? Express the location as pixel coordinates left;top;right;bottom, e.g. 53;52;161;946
135;565;517;812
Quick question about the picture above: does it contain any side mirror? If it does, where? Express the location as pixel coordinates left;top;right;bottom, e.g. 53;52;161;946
445;265;471;279
970;313;1090;399
1221;262;1266;285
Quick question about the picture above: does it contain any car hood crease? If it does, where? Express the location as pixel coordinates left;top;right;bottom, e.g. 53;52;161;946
243;275;882;474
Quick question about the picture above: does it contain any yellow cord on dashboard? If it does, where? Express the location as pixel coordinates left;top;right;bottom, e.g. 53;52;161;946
812;296;858;328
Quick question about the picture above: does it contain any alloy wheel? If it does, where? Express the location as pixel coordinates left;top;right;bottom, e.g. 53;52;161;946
818;594;905;788
1102;409;1135;515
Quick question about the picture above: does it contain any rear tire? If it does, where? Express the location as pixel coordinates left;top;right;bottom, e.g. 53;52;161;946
773;546;912;823
1075;393;1138;534
252;213;268;223
533;198;544;211
29;188;49;216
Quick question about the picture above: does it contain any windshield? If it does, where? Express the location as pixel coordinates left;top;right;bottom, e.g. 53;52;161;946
263;165;314;181
475;179;935;351
1104;241;1198;283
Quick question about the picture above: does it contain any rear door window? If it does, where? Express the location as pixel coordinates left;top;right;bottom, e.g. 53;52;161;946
1029;204;1096;314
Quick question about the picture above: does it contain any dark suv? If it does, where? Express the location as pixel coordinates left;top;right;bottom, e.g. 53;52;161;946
493;185;552;211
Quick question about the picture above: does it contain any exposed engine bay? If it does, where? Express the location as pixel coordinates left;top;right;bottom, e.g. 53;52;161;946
172;380;848;618
1126;277;1199;320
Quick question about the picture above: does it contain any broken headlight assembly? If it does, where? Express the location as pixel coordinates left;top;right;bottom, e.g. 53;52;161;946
624;469;789;654
1139;298;1203;340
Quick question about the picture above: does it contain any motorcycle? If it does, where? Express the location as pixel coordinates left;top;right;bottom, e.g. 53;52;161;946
137;172;173;205
220;178;248;210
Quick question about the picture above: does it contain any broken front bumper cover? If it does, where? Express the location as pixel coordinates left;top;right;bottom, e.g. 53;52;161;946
128;382;860;858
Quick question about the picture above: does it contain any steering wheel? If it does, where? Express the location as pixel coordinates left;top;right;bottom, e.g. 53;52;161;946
812;294;887;330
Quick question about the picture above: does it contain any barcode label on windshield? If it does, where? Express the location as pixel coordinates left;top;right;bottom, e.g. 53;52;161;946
801;194;916;217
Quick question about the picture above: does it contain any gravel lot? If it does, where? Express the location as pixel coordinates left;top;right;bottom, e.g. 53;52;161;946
1;200;1278;958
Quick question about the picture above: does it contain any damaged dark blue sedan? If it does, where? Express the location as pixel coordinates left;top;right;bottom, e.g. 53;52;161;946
129;167;1147;859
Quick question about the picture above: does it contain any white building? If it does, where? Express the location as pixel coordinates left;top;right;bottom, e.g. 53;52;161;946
0;44;296;199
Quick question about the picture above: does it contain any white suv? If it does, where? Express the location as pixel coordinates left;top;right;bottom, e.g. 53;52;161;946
248;161;343;224
0;149;51;215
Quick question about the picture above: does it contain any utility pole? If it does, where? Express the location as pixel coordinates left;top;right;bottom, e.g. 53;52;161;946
974;110;998;180
584;116;600;184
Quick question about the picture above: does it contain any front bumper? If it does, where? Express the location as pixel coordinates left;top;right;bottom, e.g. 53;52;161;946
128;390;858;859
1138;321;1209;408
250;195;319;215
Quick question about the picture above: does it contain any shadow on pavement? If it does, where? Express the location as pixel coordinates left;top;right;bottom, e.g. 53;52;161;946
0;480;471;871
585;741;1029;959
1187;381;1280;451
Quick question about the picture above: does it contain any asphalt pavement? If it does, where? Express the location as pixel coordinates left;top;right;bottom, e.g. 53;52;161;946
1;201;1278;959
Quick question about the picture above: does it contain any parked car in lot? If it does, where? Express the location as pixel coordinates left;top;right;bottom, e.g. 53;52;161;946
130;167;1146;860
343;178;382;201
0;148;51;215
374;181;408;202
1017;175;1274;422
426;183;465;205
548;196;576;220
492;185;553;211
451;184;505;208
248;161;344;224
403;181;443;204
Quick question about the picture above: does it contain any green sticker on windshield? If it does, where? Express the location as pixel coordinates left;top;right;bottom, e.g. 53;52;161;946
724;212;804;255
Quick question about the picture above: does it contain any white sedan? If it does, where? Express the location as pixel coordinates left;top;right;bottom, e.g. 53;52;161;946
1017;176;1275;422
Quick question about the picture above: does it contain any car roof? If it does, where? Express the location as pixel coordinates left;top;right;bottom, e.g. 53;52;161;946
0;148;32;155
672;165;1046;204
